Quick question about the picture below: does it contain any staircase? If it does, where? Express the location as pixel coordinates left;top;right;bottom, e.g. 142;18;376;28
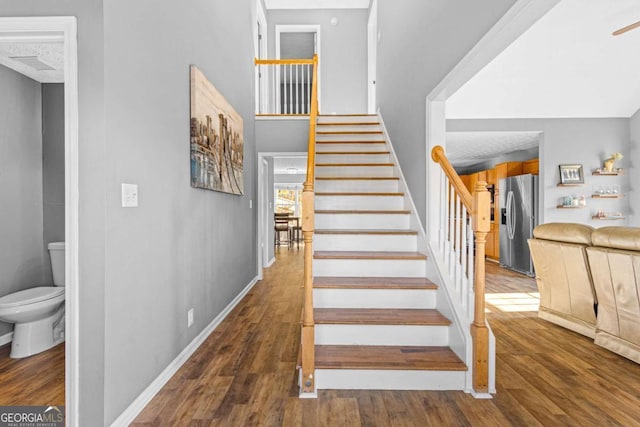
306;114;467;392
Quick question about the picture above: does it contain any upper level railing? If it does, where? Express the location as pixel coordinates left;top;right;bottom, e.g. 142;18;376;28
256;55;319;394
254;57;316;116
431;145;491;394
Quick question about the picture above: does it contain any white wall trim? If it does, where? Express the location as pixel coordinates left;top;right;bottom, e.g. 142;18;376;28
110;276;260;427
0;16;80;426
266;257;276;268
0;332;13;347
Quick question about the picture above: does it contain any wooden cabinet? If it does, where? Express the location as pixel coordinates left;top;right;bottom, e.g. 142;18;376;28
522;158;539;175
486;222;497;259
486;168;497;186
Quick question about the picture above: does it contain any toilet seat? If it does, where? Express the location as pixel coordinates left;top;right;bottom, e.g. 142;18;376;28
0;287;65;308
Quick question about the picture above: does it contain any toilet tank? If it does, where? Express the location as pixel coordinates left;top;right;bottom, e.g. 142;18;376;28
48;242;65;287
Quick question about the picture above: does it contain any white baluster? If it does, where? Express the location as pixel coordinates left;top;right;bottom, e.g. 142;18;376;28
465;224;474;316
448;183;456;278
289;64;293;114
440;174;447;256
455;194;462;295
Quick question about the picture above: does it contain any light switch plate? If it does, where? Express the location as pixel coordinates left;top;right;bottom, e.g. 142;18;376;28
122;183;138;207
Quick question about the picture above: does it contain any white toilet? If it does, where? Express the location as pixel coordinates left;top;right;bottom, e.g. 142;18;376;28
0;242;65;358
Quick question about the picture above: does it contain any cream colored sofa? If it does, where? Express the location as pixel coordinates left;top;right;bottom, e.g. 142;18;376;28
586;227;640;364
528;223;597;338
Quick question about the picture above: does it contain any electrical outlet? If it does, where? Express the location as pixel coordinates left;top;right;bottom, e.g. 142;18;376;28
121;183;138;207
187;308;194;328
249;200;253;209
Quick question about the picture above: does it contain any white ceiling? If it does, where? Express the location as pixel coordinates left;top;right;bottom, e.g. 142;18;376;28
265;0;369;10
446;132;541;168
273;156;308;175
447;0;640;119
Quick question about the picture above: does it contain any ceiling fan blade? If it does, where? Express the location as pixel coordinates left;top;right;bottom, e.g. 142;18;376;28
613;20;640;36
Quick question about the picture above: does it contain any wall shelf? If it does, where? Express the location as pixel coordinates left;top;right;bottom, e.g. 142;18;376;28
592;194;622;199
556;205;584;209
592;169;623;176
557;183;584;187
592;216;625;220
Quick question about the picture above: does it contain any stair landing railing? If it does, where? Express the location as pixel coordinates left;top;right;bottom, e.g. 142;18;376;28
431;145;491;394
255;55;319;394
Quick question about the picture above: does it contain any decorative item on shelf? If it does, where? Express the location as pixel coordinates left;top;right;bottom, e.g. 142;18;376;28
592;210;625;220
559;164;584;184
592;185;621;197
603;152;623;173
579;195;587;207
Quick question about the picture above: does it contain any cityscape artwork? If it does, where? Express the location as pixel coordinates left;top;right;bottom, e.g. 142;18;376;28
190;65;244;195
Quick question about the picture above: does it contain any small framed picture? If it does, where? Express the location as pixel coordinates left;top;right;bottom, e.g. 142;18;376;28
559;164;584;184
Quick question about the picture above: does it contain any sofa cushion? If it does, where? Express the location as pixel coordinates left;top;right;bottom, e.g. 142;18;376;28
591;226;640;251
533;223;594;245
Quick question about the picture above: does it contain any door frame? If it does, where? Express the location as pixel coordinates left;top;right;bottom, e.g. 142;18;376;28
367;0;378;113
0;16;79;425
275;24;322;112
255;0;268;114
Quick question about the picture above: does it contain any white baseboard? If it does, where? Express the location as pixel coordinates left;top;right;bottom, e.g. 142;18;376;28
110;276;259;427
0;332;13;346
266;257;276;268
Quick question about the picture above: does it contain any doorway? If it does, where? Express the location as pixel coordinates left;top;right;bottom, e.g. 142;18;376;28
0;17;79;425
275;25;321;112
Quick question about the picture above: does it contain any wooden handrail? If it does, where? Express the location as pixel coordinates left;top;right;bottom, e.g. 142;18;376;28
431;145;472;212
300;54;319;395
254;58;315;65
431;145;491;394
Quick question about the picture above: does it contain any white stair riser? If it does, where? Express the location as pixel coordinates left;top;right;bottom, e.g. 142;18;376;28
316;125;381;133
315;195;403;210
316;143;387;153
314;259;426;278
316;153;390;164
317;134;384;142
315;180;399;193
313;288;435;308
316;165;394;177
315;213;410;230
314;234;417;252
315;324;449;346
317;116;379;124
314;369;466;390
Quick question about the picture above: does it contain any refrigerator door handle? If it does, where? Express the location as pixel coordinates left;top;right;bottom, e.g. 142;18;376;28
509;191;517;240
506;190;514;240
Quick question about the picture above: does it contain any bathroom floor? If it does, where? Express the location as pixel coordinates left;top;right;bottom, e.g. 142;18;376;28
0;342;64;405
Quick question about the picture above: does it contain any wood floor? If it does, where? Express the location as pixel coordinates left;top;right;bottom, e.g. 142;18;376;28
0;342;64;406
3;249;640;425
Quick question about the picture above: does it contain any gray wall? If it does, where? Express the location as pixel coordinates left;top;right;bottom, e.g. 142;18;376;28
42;83;65;285
102;0;257;423
0;65;44;337
256;119;308;152
2;1;259;424
448;118;631;226
1;2;108;423
376;0;515;227
267;9;368;113
630;108;640;226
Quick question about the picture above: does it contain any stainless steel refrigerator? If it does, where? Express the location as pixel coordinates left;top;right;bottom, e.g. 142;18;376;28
499;174;538;276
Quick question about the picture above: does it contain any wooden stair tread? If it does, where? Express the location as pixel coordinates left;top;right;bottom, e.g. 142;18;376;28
315;177;399;181
317;122;381;126
315;210;410;215
314;251;427;260
315;345;467;371
315;192;403;196
315;229;417;235
316;140;386;144
316;163;394;167
317;131;383;135
316;151;390;155
314;276;437;289
314;308;450;325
